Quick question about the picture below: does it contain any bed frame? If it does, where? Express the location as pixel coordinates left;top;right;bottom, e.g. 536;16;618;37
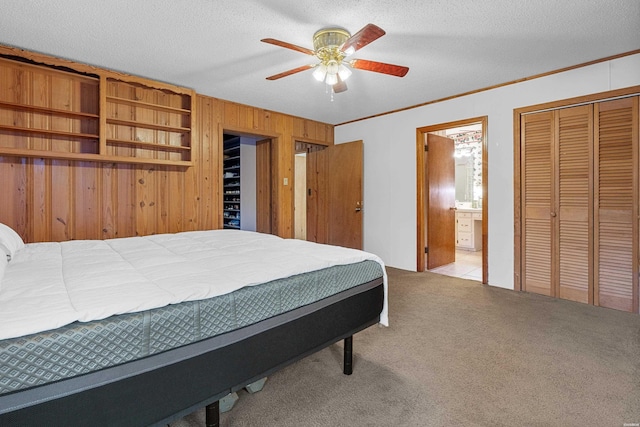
0;279;384;426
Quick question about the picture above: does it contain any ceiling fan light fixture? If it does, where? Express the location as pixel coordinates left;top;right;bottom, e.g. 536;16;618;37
312;64;327;82
326;60;339;75
337;64;352;81
262;23;409;94
325;73;338;86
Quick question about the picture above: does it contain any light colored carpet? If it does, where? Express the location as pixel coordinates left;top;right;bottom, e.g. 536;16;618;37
171;268;640;426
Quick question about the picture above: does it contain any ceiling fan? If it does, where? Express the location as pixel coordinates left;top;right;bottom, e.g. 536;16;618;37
261;23;409;93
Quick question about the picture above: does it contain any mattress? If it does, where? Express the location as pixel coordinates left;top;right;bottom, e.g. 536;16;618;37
0;229;388;340
0;259;383;396
0;278;385;425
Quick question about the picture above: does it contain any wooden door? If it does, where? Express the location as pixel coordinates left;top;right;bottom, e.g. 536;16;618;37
255;138;272;234
520;97;639;312
594;97;639;312
425;134;455;269
307;141;363;250
306;147;328;244
521;111;555;296
522;106;593;301
327;141;363;249
556;105;593;303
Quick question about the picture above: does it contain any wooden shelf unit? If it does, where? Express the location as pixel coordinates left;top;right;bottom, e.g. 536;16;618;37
0;124;99;140
105;118;190;134
106;138;191;152
0;55;194;166
0;57;100;156
105;96;191;115
0;100;100;119
0;146;191;166
103;77;193;165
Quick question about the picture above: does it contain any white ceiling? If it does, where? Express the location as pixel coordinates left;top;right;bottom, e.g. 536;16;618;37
1;0;638;125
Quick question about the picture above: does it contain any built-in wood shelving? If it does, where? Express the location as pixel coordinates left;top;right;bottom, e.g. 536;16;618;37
105;117;190;133
0;56;194;167
0;146;191;166
106;138;191;152
105;96;191;115
103;77;193;166
0;100;100;119
0;124;99;140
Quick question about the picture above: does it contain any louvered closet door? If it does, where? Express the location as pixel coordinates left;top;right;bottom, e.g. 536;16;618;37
556;105;593;303
594;97;639;312
522;111;555;296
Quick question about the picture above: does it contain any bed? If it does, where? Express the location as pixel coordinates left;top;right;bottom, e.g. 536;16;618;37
0;225;387;426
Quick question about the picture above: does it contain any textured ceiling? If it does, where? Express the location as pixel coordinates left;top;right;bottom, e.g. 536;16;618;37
1;0;639;125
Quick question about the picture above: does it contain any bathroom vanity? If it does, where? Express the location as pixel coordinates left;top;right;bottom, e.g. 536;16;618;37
455;208;482;251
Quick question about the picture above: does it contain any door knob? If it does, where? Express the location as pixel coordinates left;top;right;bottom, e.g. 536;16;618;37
355;201;362;212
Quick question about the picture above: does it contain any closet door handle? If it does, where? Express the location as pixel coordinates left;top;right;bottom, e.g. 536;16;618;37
550;212;557;217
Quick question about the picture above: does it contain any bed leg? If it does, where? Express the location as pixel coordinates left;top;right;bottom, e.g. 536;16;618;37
343;335;353;375
205;401;220;427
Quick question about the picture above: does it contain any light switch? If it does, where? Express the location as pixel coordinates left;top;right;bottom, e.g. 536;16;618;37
283;178;289;185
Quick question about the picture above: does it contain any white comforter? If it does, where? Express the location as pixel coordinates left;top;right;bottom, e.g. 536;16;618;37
0;230;388;340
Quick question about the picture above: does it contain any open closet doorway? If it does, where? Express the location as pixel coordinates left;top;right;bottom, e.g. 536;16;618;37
416;117;488;284
222;134;257;231
221;129;276;235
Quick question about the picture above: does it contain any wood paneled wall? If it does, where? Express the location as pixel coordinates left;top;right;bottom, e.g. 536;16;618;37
0;47;333;243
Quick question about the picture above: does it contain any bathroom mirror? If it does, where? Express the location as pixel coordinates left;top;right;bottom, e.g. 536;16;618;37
455;154;474;204
450;127;482;208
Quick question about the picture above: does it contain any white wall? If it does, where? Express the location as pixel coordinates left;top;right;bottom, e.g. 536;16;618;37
240;137;257;231
335;53;640;290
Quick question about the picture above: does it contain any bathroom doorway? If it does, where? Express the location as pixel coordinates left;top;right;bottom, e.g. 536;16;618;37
416;117;487;283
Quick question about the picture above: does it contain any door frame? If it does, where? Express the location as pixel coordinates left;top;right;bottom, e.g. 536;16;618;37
291;136;331;240
416;116;488;284
219;124;280;232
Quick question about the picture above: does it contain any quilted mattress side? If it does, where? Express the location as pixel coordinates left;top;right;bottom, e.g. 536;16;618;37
0;260;383;394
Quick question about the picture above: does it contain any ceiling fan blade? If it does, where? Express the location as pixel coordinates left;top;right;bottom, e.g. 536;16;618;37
350;59;409;77
265;64;315;80
260;38;315;56
333;76;348;93
340;23;385;54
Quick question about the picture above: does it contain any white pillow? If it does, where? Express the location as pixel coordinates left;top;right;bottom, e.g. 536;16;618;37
0;242;10;262
0;223;25;260
0;249;7;288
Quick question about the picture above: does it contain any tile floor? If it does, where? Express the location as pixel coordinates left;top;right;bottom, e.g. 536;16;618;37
429;249;483;281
